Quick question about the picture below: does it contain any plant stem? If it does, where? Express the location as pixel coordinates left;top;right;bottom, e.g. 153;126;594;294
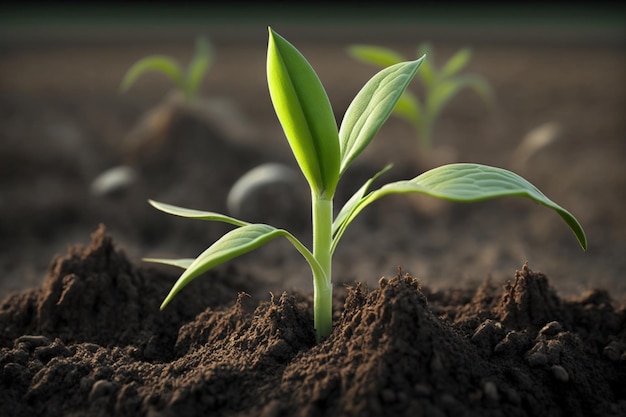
312;194;333;341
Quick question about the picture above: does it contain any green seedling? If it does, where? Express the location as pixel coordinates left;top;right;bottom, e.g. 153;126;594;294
120;36;213;101
348;42;493;149
145;28;586;342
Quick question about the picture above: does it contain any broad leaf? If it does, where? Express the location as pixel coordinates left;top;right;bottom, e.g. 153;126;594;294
120;56;184;93
340;164;587;250
159;224;285;309
339;56;424;175
267;27;340;196
347;45;405;68
148;199;248;227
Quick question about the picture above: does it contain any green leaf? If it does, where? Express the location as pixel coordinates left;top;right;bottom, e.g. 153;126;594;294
440;48;472;79
267;27;340;196
331;164;393;253
341;164;587;250
120;56;185;93
148;199;249;227
159;224;285;309
185;37;213;99
417;43;435;86
393;91;422;127
143;258;194;269
347;45;406;68
426;74;493;120
339;56;424;175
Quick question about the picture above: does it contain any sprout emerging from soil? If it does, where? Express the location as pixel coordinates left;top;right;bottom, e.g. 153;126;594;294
120;36;213;101
145;28;587;342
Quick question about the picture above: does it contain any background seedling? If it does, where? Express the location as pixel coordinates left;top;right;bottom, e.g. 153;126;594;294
145;28;586;342
120;36;213;101
348;42;493;150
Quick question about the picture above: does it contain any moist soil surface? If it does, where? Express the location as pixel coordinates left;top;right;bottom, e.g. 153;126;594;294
1;21;625;416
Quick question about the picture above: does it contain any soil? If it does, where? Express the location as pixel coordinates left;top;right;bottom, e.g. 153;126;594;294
1;20;625;416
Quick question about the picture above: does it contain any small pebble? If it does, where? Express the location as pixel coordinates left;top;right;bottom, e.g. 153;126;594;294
551;365;569;382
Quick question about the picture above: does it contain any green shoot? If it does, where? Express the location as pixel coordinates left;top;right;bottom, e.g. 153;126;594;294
145;28;587;342
348;42;493;149
120;36;213;101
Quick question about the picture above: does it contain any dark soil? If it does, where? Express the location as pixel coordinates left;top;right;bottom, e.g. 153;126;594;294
1;227;625;416
1;18;625;417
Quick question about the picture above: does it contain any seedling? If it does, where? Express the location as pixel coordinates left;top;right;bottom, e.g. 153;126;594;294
120;36;213;101
145;28;586;342
348;42;493;149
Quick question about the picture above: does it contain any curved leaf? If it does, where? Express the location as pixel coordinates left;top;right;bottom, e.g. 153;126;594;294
440;48;472;79
347;45;406;68
331;164;392;253
120;56;184;93
186;37;213;99
148;199;248;227
339;56;424;176
143;258;194;270
340;164;587;250
427;74;493;120
267;27;340;196
393;91;422;127
159;224;284;309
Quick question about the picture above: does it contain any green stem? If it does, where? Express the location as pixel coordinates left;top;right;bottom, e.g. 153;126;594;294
312;194;333;341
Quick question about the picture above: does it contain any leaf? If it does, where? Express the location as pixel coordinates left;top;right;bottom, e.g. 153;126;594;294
393;91;422;127
427;74;493;120
331;164;393;253
341;164;587;250
440;48;472;79
159;224;285;309
120;56;184;93
148;199;248;227
267;27;340;196
417;43;435;86
143;258;194;269
339;56;424;176
186;37;213;99
347;45;406;68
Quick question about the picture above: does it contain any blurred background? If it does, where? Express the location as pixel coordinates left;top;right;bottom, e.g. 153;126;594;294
1;4;624;301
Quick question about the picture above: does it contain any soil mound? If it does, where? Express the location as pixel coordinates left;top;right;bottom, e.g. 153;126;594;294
1;228;625;416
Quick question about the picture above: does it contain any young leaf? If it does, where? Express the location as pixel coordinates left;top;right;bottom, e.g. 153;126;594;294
148;199;249;227
143;258;194;269
427;74;493;119
340;163;587;250
347;45;405;67
332;164;393;252
120;56;184;93
339;56;424;175
267;27;340;196
186;37;213;99
440;48;472;79
159;224;285;309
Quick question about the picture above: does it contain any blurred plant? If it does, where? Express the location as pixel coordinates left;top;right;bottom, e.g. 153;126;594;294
120;36;213;101
348;42;493;149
